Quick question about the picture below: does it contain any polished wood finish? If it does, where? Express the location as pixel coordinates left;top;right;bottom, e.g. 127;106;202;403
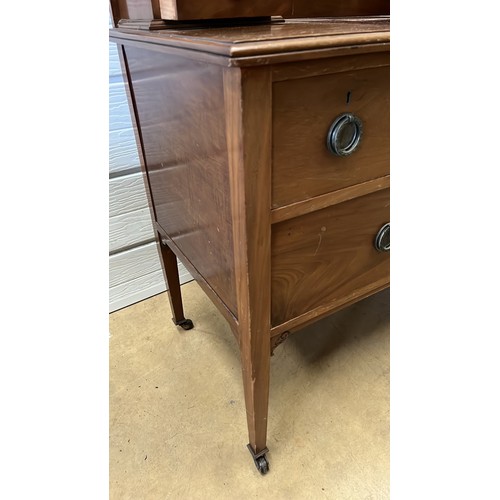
159;0;290;20
272;63;389;207
117;16;285;31
156;225;240;337
271;50;389;82
271;175;390;223
111;0;388;23
224;67;272;456
158;236;187;324
110;17;390;471
110;18;390;67
271;188;390;326
124;47;238;317
270;280;389;338
289;0;389;17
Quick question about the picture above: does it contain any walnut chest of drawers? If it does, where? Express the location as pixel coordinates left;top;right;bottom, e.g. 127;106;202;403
110;17;390;474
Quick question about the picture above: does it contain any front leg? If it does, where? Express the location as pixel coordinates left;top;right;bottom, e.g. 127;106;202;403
241;322;271;474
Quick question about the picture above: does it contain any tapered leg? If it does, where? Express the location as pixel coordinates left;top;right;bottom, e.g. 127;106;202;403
223;67;272;473
241;329;270;474
158;235;194;330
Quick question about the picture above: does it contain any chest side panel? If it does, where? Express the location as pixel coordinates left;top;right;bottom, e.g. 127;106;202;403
124;46;238;317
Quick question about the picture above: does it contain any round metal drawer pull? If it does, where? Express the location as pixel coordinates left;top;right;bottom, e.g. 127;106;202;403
374;223;390;252
326;113;363;157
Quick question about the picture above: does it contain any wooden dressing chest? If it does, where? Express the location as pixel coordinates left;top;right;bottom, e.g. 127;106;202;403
110;16;390;474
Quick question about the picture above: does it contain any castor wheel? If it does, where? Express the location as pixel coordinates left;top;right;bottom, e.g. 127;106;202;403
247;444;270;475
256;455;269;475
174;318;194;330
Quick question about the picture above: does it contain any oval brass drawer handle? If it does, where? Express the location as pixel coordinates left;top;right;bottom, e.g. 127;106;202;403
326;113;363;157
374;223;390;252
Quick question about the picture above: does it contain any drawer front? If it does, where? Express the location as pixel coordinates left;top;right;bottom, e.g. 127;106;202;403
272;66;389;208
271;189;390;327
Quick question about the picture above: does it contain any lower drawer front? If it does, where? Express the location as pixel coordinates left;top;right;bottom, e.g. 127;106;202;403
271;188;390;327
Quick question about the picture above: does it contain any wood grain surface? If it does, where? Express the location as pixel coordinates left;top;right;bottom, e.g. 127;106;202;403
113;18;391;468
160;0;290;20
224;67;273;455
159;237;187;323
271;175;390;223
289;0;389;17
111;0;389;23
110;18;389;67
272;51;389;82
156;225;240;336
272;64;389;207
124;46;238;316
271;189;390;326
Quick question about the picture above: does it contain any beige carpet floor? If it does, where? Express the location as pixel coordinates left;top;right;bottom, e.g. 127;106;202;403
109;281;389;499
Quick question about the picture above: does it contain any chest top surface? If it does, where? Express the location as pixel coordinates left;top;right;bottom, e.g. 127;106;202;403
110;17;390;65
